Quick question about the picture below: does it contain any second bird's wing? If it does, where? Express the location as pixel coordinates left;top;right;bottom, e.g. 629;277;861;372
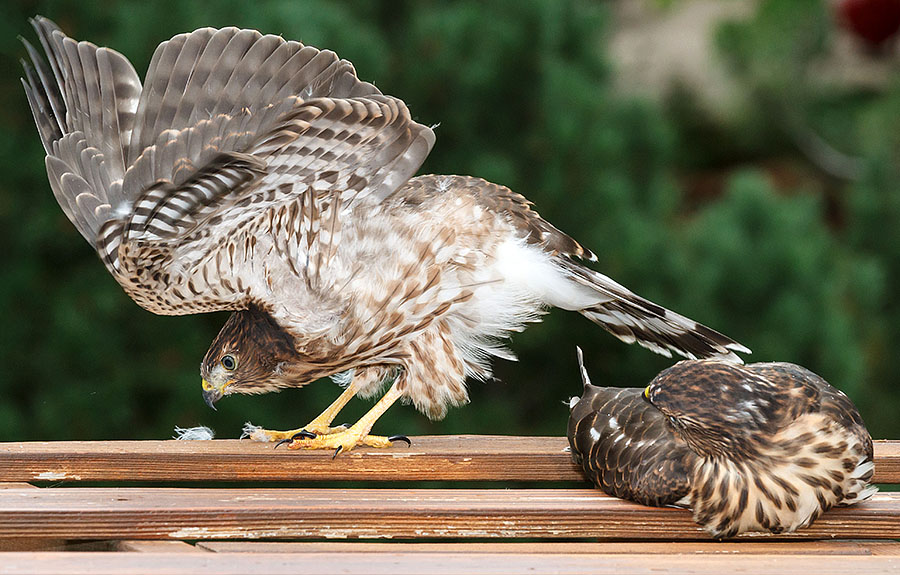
568;349;696;507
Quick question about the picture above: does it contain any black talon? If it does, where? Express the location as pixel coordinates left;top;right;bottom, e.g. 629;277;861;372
388;435;411;446
274;429;317;450
332;445;343;459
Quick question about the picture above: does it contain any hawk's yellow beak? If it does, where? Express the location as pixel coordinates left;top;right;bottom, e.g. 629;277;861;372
201;378;228;410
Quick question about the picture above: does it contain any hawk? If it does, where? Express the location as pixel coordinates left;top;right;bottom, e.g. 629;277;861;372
23;17;748;454
568;348;876;538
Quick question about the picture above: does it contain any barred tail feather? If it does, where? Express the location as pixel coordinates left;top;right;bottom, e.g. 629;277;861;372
562;261;750;362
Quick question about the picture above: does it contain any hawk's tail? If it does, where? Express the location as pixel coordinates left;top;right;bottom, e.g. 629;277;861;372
561;260;750;362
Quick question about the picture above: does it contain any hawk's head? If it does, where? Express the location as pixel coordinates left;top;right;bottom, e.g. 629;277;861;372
643;359;780;459
200;305;301;409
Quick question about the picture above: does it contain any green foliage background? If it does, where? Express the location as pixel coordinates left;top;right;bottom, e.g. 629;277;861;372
0;0;896;442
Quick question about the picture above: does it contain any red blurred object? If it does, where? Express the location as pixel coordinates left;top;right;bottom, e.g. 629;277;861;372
838;0;900;48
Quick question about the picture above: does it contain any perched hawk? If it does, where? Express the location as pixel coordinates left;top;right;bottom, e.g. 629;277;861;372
568;348;876;538
23;17;748;454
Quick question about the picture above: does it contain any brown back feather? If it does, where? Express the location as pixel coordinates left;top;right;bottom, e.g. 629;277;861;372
568;384;696;507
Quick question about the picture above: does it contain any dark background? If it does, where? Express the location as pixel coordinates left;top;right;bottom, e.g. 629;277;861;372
0;0;897;442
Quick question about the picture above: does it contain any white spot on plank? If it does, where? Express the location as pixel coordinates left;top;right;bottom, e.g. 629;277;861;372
33;471;80;481
169;526;295;539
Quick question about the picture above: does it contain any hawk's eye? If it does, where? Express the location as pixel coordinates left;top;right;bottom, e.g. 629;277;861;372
221;355;237;371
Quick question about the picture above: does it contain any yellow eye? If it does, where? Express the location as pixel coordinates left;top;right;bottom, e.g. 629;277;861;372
221;354;237;371
642;385;652;400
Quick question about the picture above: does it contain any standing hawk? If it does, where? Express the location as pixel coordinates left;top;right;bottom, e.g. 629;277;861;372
23;18;748;454
568;348;876;538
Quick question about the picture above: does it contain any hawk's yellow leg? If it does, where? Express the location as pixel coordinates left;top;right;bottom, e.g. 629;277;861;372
285;381;405;455
243;380;361;442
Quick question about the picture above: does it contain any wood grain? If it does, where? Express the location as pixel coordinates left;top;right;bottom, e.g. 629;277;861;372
0;487;897;541
1;551;899;575
196;540;900;555
0;437;896;483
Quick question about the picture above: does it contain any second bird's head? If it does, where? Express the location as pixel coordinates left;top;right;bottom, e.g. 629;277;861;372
642;359;777;458
199;305;303;409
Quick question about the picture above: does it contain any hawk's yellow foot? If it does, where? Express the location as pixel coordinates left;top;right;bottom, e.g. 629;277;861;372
242;422;348;443
279;426;410;457
279;381;405;456
242;376;363;442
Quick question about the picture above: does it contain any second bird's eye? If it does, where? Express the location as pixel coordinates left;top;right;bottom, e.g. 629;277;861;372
221;355;237;371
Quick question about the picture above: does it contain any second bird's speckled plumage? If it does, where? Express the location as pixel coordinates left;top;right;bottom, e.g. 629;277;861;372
568;349;876;538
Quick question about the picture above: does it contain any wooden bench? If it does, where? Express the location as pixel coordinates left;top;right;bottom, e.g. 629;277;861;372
1;436;898;574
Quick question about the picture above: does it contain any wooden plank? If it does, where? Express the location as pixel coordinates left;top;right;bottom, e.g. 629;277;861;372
114;541;207;553
1;552;899;575
0;483;62;552
869;541;900;555
872;440;900;482
0;540;203;553
0;488;897;541
0;437;897;483
0;436;579;483
0;540;66;552
196;540;897;555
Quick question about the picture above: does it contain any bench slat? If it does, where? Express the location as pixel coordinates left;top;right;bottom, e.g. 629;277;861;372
1;437;897;483
0;551;898;575
1;487;897;541
195;540;900;555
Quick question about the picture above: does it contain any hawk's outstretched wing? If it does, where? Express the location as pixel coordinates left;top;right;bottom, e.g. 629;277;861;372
23;17;435;315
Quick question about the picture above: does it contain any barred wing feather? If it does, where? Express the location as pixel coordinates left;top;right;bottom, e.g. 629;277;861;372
22;17;435;315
